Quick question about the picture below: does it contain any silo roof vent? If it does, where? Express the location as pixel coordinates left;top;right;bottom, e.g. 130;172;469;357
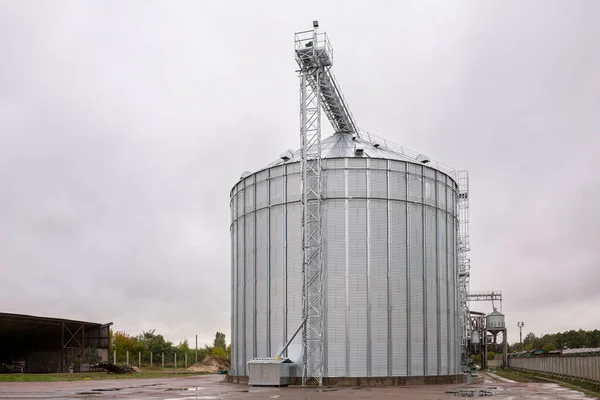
354;143;364;156
240;171;252;180
417;154;431;164
279;149;295;162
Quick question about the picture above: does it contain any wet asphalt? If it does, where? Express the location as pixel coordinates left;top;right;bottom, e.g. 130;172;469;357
0;373;596;399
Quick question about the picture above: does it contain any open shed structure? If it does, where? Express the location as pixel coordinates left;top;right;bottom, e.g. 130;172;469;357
0;312;111;372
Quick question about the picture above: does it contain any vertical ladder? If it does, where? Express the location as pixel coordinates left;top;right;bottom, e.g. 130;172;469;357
457;170;471;368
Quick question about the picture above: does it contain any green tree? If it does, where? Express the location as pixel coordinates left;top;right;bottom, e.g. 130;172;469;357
138;330;174;357
542;343;556;353
213;332;226;351
523;332;537;346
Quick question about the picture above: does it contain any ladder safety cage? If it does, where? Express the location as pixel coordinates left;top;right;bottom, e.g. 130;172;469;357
457;170;471;367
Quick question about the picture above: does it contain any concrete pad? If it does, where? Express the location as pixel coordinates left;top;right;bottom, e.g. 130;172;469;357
0;374;597;399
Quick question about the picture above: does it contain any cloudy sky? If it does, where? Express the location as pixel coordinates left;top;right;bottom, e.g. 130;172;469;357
0;0;598;347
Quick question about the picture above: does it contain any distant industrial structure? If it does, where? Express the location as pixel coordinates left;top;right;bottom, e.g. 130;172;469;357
229;22;475;386
467;291;507;368
0;312;111;373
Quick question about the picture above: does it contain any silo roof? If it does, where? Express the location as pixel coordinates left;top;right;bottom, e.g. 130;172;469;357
266;132;416;168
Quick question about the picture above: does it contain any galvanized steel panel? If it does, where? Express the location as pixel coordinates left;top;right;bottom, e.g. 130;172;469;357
348;158;366;168
325;169;345;198
452;217;459;374
286;203;303;363
286;174;301;202
270;206;284;356
270;176;284;206
409;204;424;376
255;180;268;209
256;209;268;357
438;216;448;375
447;217;456;373
370;170;387;198
270;165;284;177
231;222;237;375
348;170;367;198
370;200;388;376
390;160;406;172
446;186;455;214
256;170;268;181
424;178;436;207
287;162;300;174
236;191;244;218
348;200;367;377
244;174;255;185
436;171;446;185
408;174;423;203
326;158;346;169
424;167;436;179
425;207;438;375
237;217;247;374
245;185;255;214
437;182;447;210
244;216;255;366
408;164;422;175
390;201;408;376
231;195;236;224
389;171;407;200
370;159;387;170
325;199;346;377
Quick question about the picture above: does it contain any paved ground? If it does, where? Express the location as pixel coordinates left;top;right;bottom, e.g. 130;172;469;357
0;373;596;399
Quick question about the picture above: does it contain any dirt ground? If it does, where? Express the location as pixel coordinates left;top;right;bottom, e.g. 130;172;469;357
0;372;596;399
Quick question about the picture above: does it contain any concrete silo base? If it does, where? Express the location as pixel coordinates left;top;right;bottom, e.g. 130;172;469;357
225;374;465;386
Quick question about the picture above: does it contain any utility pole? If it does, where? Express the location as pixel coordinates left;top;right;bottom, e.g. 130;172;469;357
517;321;524;350
195;335;198;364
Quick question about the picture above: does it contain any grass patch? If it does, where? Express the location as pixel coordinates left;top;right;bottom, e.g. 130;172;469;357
491;368;600;398
490;368;537;383
0;369;211;382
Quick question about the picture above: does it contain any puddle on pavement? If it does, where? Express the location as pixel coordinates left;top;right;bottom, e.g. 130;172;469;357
163;397;217;400
76;392;102;396
92;388;122;391
446;388;496;397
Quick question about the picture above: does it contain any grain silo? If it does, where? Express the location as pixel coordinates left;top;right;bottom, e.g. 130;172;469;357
229;132;463;384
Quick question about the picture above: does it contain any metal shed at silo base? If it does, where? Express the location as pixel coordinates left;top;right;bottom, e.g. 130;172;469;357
228;132;463;385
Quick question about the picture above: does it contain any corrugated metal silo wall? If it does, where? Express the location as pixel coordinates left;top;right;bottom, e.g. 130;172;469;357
230;158;460;377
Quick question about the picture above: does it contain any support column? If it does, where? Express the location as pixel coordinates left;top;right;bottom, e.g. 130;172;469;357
61;322;65;372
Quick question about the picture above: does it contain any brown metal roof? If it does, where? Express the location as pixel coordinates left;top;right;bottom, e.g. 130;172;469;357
0;312;112;328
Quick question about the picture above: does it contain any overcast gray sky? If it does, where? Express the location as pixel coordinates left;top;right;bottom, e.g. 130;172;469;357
0;0;598;346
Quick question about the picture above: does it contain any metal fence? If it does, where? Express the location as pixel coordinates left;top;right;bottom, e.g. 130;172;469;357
487;358;503;368
508;355;600;384
112;351;201;369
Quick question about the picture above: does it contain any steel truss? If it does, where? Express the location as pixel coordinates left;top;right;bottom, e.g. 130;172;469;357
295;24;328;386
468;291;503;310
62;321;85;371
